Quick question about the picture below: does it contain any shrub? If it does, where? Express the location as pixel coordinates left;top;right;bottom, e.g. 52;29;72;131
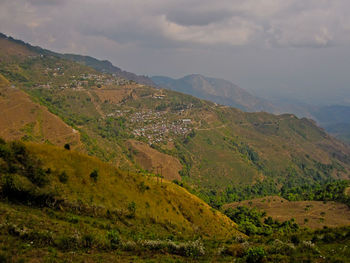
291;234;300;245
107;230;120;249
55;235;79;250
176;240;205;257
127;201;136;218
58;171;68;183
137;181;150;193
64;144;70;150
221;243;245;257
0;253;8;263
90;169;98;182
245;247;266;263
268;239;295;255
81;234;94;248
1;174;34;200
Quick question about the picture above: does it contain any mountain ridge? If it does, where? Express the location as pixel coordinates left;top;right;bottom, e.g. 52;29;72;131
1;32;350;207
152;74;279;113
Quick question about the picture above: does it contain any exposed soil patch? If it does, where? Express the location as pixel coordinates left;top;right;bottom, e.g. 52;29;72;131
224;196;350;229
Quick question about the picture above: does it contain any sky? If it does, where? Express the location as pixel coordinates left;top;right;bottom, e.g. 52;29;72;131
1;0;350;105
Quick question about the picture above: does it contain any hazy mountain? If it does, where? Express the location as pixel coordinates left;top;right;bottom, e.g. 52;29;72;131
152;74;279;113
310;105;350;144
152;74;350;145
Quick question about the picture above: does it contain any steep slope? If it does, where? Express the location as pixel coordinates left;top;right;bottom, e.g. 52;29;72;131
1;33;350;207
0;75;82;150
0;140;241;239
0;140;243;261
152;74;278;113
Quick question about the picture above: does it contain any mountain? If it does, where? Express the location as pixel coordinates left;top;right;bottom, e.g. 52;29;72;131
310;105;350;144
2;32;350;262
60;53;156;86
1;32;350;206
152;74;279;113
0;32;155;87
152;75;350;145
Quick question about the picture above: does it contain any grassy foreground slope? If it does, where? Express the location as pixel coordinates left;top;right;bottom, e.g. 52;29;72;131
0;140;243;261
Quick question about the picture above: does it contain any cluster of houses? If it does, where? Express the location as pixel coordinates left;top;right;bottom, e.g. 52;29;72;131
36;70;131;90
128;110;192;144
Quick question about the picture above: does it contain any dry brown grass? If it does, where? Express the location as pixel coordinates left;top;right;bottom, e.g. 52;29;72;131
224;196;350;229
0;38;35;59
0;86;83;150
93;86;134;104
128;139;182;180
26;142;243;240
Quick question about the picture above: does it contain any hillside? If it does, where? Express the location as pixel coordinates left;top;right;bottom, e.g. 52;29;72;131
1;33;350;207
0;81;83;150
0;139;245;261
152;75;350;145
152;74;278;113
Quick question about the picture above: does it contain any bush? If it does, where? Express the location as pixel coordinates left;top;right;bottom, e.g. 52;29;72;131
291;234;300;245
81;234;94;248
245;247;266;263
176;240;205;257
127;201;136;218
90;169;98;182
58;171;68;183
221;243;245;257
64;144;70;150
107;230;120;249
55;235;79;250
137;181;150;193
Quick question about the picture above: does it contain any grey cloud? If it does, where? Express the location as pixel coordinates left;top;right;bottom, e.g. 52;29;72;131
27;0;67;6
165;9;232;26
2;0;350;49
0;0;350;105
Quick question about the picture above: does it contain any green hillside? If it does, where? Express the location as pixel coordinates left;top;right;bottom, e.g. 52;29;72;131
0;139;244;261
0;33;350;208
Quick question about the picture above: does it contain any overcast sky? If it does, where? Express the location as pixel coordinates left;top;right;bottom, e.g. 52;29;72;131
1;0;350;105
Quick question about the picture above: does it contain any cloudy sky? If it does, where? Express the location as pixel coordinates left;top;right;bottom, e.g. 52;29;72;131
1;0;350;105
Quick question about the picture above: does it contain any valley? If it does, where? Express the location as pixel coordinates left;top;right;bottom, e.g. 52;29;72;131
1;33;350;262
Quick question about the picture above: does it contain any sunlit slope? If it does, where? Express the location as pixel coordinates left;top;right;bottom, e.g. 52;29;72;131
26;143;242;240
0;83;82;150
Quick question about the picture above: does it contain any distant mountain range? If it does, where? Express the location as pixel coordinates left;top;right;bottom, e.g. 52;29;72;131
152;74;350;144
152;74;279;113
310;105;350;144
